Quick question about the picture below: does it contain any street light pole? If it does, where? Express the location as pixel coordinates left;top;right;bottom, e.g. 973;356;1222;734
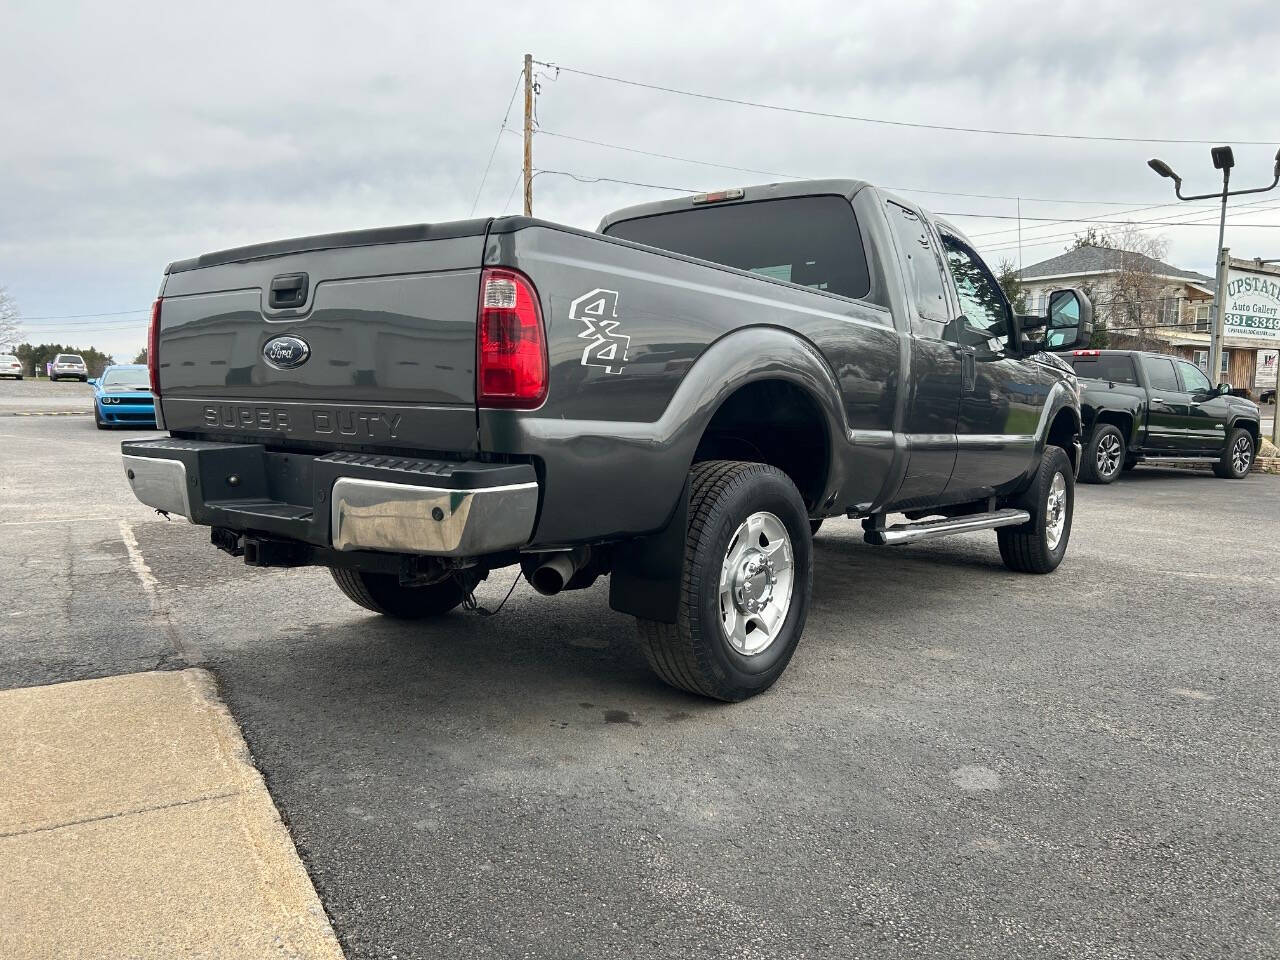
1147;147;1280;382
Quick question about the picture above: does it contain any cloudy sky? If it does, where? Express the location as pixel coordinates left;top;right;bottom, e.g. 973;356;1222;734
3;0;1279;359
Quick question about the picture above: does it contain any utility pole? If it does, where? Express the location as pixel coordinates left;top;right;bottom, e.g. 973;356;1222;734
522;53;534;217
1209;163;1232;382
1211;244;1230;384
1147;146;1280;382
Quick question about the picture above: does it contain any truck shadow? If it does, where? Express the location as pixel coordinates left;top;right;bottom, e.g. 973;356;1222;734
205;525;1021;736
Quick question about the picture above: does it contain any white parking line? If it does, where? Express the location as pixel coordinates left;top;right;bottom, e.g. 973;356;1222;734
119;518;204;664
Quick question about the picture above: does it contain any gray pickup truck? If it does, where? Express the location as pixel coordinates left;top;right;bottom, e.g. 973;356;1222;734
122;179;1092;700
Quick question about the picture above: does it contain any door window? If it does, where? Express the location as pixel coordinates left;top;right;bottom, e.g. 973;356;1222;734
886;201;948;323
1177;360;1212;395
940;235;1011;354
1070;355;1137;384
1141;356;1180;392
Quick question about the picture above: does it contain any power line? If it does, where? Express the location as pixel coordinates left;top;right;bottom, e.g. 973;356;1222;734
18;308;148;320
468;70;525;218
967;194;1280;241
543;62;1278;146
533;169;699;193
942;211;1280;228
979;198;1280;256
536;127;1223;209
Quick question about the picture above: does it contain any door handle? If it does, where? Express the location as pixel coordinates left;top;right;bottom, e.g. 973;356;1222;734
268;273;309;310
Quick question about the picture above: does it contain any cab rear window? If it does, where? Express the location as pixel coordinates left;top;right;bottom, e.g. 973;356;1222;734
604;196;871;301
1071;355;1137;384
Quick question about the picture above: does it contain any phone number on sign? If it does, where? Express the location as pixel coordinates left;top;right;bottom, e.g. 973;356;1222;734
1224;313;1280;337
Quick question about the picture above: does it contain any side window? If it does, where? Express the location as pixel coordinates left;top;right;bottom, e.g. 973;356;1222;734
1177;360;1212;394
1141;356;1180;392
886;201;948;324
940;235;1012;354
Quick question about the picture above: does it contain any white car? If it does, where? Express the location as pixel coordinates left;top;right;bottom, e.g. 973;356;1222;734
49;353;88;382
0;354;21;380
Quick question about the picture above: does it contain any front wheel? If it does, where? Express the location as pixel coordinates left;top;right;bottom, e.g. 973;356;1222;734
997;446;1074;574
1080;423;1125;484
636;460;813;701
330;568;473;619
1212;428;1255;479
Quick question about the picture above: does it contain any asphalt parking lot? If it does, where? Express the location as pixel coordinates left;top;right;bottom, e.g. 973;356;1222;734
2;379;1278;959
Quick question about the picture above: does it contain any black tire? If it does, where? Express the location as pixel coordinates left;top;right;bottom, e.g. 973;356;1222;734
94;410;108;430
809;519;823;536
330;568;470;619
635;460;813;702
997;446;1074;575
1079;423;1125;484
1212;427;1255;479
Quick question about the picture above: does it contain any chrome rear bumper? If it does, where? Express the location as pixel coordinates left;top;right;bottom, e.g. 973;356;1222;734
123;454;192;519
120;439;539;558
330;477;538;556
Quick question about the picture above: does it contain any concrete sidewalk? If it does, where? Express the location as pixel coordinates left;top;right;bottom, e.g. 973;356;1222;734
0;669;343;959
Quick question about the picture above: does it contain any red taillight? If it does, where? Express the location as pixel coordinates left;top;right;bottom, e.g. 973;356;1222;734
1072;349;1100;357
476;267;547;409
148;298;162;396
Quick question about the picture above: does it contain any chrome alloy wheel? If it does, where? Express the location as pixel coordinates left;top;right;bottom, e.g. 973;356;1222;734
718;511;795;656
1096;432;1122;477
1045;472;1068;551
1232;435;1253;474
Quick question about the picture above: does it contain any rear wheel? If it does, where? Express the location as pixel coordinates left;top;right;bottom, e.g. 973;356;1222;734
1212;428;1255;479
997;446;1074;574
636;460;812;701
330;568;472;619
1080;423;1125;484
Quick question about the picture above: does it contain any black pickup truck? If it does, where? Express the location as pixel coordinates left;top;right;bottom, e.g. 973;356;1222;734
121;179;1093;700
1067;349;1261;483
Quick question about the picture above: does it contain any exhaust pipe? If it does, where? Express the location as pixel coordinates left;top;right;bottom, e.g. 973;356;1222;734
527;547;590;596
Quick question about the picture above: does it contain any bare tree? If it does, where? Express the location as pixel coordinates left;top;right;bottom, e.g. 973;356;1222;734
1076;225;1170;351
0;287;22;350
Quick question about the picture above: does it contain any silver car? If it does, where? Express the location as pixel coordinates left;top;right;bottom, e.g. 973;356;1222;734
49;353;88;382
0;354;21;380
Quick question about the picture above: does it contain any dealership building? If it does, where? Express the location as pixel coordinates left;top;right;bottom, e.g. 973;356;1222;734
1020;246;1279;399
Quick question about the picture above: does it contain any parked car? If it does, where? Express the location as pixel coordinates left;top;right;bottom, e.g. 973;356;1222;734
91;364;156;429
121;179;1092;700
1068;349;1261;483
49;354;89;381
0;354;22;379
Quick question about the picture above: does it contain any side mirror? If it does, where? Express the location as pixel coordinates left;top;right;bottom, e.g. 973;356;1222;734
1217;382;1232;396
1042;288;1094;350
87;378;98;386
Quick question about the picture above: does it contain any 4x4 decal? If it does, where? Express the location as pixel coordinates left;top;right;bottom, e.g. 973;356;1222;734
571;288;630;375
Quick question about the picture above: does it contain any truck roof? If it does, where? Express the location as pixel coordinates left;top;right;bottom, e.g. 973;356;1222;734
598;177;975;247
598;179;870;231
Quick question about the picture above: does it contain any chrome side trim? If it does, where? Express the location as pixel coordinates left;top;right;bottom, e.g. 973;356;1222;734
123;454;190;518
868;508;1030;546
331;478;539;556
849;429;896;448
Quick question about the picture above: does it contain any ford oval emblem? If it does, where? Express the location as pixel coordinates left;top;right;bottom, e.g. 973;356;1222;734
263;335;310;370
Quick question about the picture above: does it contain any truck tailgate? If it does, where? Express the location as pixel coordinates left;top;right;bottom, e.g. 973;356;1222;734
156;222;488;454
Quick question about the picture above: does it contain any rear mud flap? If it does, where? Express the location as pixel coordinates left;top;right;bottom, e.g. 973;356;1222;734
608;480;688;624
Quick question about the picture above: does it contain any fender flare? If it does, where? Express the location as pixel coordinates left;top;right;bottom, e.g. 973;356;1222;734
607;325;849;622
1032;383;1082;472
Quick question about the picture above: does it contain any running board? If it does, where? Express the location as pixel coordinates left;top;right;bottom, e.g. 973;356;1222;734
1137;455;1218;463
864;509;1031;546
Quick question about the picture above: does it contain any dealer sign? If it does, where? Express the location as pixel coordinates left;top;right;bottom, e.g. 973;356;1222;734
1224;260;1280;341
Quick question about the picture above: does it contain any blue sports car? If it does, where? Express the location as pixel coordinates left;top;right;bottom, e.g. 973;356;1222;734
91;364;156;429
